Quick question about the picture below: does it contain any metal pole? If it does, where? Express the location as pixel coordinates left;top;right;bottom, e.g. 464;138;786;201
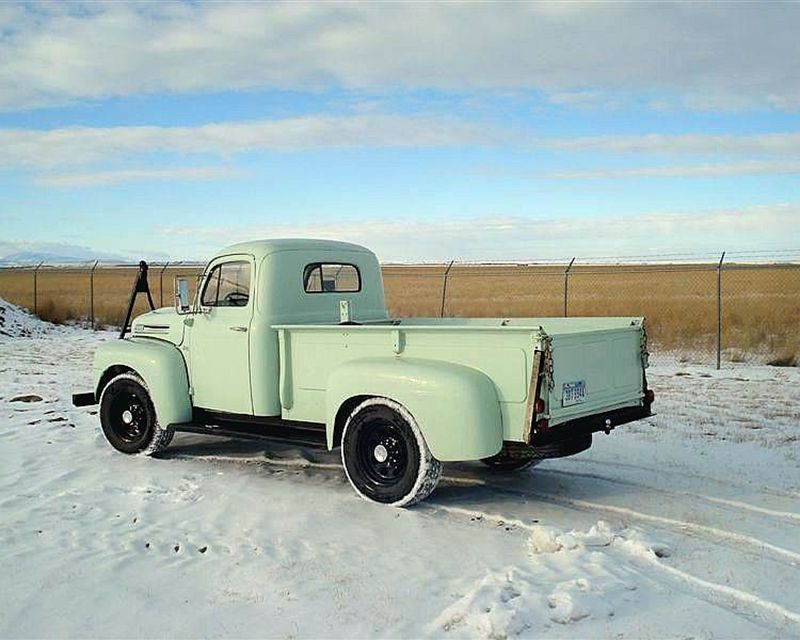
440;260;455;318
716;251;725;370
90;260;99;330
33;261;43;315
159;261;170;307
563;257;576;317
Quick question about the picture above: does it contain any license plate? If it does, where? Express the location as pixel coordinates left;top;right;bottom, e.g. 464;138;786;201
562;380;587;407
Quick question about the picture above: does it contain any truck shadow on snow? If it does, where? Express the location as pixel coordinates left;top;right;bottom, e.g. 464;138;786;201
161;433;628;507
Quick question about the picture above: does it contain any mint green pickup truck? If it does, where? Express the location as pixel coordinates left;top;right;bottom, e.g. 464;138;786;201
73;239;653;506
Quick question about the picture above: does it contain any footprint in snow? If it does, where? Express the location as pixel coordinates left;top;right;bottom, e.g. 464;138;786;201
10;394;44;403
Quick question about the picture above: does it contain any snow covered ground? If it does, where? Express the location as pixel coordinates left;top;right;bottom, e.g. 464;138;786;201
1;301;799;639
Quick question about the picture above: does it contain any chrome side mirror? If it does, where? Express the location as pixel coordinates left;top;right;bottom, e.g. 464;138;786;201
174;277;192;314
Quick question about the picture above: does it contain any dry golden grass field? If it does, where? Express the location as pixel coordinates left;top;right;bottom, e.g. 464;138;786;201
1;263;798;364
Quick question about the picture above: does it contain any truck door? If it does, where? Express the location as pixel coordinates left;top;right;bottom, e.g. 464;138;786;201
189;256;254;414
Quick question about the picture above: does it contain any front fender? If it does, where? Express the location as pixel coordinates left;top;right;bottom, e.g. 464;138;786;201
93;338;192;427
326;357;502;461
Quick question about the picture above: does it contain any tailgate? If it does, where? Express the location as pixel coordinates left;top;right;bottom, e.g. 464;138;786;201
545;325;646;427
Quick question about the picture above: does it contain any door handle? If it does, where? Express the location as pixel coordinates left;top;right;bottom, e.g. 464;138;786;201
229;326;248;332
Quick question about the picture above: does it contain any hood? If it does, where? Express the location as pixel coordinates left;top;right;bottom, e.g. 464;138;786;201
130;307;185;346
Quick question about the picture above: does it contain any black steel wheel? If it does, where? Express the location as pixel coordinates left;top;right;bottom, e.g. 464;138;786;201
341;398;442;507
99;372;171;455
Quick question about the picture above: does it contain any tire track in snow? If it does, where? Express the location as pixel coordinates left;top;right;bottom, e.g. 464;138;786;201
441;475;800;566
536;468;800;523
623;546;800;632
568;457;800;500
697;495;800;521
535;493;800;565
425;503;541;532
429;498;800;634
168;452;343;472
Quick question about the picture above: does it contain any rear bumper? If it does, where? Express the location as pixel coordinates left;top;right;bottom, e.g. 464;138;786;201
72;392;96;407
530;404;652;447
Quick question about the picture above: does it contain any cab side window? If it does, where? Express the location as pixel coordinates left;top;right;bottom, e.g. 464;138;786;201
201;261;251;307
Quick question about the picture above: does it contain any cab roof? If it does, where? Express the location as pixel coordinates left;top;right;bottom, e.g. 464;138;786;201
218;238;373;259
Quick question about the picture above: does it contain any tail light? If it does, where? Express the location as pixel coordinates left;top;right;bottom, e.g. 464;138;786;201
535;418;549;432
644;389;655;405
534;398;546;414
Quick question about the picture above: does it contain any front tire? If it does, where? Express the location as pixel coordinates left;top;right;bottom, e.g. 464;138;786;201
341;398;442;507
99;372;172;455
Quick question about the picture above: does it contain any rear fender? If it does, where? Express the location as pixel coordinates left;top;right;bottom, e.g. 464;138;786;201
93;338;192;427
326;357;502;461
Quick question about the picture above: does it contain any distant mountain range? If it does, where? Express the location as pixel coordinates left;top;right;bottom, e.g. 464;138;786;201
0;250;131;266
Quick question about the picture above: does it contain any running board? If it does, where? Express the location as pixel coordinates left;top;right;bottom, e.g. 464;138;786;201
169;410;328;449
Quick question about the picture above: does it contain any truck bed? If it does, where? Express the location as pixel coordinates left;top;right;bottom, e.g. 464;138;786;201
274;317;648;445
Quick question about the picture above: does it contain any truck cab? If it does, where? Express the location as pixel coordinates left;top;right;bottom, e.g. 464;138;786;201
146;240;387;416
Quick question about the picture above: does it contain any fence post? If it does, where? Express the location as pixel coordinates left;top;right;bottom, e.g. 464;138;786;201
716;251;726;370
563;257;576;317
440;260;455;318
32;261;43;315
159;261;170;307
89;261;99;330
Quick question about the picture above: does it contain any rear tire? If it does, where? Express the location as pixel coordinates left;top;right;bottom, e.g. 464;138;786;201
341;398;442;507
99;372;172;456
481;442;542;472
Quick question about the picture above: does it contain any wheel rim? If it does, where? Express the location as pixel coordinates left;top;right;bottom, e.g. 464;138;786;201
355;420;409;488
108;390;148;443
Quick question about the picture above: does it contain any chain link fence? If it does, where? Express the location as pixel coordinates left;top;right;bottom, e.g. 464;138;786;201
1;256;798;367
0;262;206;330
382;256;800;367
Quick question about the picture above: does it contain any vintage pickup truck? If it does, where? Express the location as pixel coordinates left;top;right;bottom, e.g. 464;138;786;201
73;239;653;506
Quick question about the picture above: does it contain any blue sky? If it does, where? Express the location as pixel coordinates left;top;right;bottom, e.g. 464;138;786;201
1;2;800;263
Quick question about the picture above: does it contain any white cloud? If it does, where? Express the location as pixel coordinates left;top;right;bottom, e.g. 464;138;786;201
2;3;800;111
158;203;800;263
546;133;800;156
0;114;496;168
3;119;800;174
4;204;796;263
543;161;800;179
33;166;247;187
545;91;626;112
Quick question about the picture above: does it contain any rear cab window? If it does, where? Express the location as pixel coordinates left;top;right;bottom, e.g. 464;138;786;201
303;263;361;293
